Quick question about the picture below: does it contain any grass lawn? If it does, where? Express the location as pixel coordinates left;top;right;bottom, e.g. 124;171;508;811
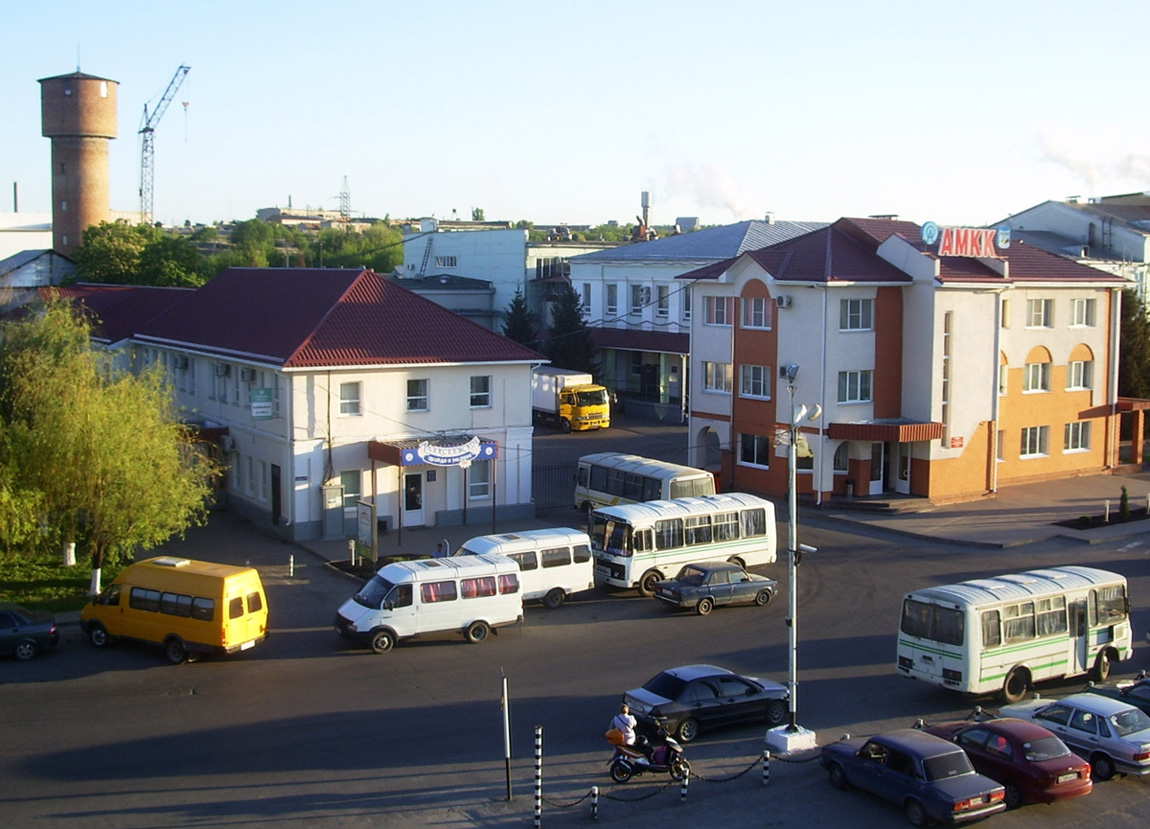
0;555;126;612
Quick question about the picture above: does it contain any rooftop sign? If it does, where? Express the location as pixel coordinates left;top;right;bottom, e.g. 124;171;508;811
922;222;1010;258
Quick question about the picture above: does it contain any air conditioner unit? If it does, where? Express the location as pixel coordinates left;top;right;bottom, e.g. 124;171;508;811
219;435;235;453
774;295;793;309
239;368;255;383
214;363;231;377
639;286;652;304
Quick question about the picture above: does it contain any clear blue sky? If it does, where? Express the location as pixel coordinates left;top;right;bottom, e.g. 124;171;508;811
4;1;1148;229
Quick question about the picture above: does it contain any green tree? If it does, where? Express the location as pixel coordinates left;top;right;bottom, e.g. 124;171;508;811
0;302;220;588
73;221;164;283
1120;289;1150;399
472;207;486;222
542;283;598;374
229;219;275;267
501;288;540;351
138;233;207;287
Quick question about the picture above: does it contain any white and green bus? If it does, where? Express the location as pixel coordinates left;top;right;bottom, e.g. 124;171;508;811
574;453;716;514
896;566;1132;702
589;493;777;596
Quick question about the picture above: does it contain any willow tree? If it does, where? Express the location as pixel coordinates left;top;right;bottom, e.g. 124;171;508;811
0;301;220;591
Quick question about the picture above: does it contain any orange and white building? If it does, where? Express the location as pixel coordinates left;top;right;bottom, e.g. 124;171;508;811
684;217;1134;504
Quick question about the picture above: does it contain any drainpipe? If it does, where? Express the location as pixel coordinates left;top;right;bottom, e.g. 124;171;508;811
990;290;1003;494
1108;288;1121;470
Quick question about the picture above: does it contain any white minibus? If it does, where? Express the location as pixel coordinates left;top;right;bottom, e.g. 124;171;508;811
574;453;715;514
453;528;594;609
334;554;522;653
896;566;1132;702
589;493;777;596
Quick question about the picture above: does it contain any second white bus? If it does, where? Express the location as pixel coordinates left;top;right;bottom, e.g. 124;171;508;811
589;493;777;596
896;566;1132;702
574;453;715;514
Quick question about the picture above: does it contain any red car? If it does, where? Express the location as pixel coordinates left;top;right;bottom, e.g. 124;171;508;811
922;717;1092;809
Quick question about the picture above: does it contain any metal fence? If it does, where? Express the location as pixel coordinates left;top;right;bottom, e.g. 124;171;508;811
533;461;577;512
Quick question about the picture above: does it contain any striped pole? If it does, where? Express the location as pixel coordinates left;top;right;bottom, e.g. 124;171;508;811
534;725;542;828
680;771;688;802
591;785;598;820
763;750;770;786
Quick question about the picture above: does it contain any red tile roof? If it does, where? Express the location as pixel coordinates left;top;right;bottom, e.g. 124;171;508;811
44;284;192;344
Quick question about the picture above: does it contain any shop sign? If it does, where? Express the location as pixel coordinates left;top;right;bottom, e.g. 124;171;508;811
922;221;1010;257
400;436;497;467
250;387;273;420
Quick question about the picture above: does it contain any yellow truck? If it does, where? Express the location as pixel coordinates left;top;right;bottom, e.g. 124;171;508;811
81;556;268;664
531;367;610;433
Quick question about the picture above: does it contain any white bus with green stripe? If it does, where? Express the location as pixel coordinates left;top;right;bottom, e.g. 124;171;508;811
897;566;1131;703
589;493;777;596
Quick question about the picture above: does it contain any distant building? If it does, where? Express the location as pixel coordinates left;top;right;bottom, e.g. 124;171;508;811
0;249;75;312
0;212;52;260
383;271;497;329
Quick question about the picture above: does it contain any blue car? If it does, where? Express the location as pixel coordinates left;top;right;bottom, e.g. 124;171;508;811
821;728;1006;826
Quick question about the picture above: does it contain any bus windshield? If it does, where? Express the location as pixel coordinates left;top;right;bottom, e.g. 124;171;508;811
354;575;396;610
589;516;632;557
901;598;964;646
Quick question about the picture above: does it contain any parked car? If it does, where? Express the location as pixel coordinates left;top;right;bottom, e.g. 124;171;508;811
623;664;787;743
820;729;1006;826
652;561;777;615
1084;671;1150;716
920;717;1092;808
1000;692;1150;780
0;602;60;661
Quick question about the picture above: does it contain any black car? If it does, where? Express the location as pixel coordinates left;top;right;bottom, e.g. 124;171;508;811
623;663;788;742
1085;672;1150;716
653;561;777;615
0;602;60;661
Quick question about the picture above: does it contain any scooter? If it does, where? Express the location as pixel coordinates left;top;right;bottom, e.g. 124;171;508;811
607;720;691;784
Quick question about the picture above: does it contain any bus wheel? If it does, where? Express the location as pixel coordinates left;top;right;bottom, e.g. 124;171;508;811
542;588;566;610
638;570;662;597
1091;651;1112;682
164;637;188;665
728;556;745;569
1002;667;1030;703
466;620;490;643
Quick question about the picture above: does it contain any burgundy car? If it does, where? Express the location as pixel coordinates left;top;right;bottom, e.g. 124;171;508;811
922;717;1092;809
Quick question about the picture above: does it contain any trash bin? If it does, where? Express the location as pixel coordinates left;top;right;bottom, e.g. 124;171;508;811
845;480;854;499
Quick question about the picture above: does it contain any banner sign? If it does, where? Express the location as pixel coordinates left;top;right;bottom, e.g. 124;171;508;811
399;436;498;467
250;387;273;420
922;221;1010;258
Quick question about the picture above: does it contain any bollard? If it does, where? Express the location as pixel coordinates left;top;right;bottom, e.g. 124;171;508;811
289;554;294;578
591;785;598;820
1105;500;1111;522
763;749;770;785
534;725;542;829
680;772;688;802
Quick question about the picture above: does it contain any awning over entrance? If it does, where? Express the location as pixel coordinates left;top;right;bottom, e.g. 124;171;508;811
827;419;944;442
368;436;498;467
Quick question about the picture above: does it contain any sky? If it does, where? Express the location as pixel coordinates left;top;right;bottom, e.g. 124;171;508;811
4;1;1150;231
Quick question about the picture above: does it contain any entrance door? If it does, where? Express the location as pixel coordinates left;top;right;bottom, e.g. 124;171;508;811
869;442;885;496
403;472;425;527
895;444;911;495
1070;598;1089;674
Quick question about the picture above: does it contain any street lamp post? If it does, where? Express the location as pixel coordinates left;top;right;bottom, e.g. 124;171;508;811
766;364;819;753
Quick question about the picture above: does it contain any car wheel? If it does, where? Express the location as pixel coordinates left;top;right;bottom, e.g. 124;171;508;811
827;762;849;790
1003;782;1024;810
14;640;38;661
1091;752;1116;782
765;699;787;726
695;597;714;616
88;622;110;648
638;569;662;597
755;589;772;606
1091;651;1112;682
904;798;928;828
676;717;699;743
542;588;566;610
466;620;490;643
1001;666;1030;703
164;637;188;665
369;629;394;653
609;759;633;783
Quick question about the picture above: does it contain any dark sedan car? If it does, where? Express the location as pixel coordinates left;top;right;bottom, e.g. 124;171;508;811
1085;672;1150;716
623;664;787;742
652;561;777;615
0;602;59;661
821;729;1006;826
921;718;1092;809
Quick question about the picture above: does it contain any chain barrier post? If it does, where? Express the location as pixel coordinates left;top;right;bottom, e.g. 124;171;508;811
679;773;688;802
763;749;770;785
288;554;294;578
534;725;542;828
590;785;598;820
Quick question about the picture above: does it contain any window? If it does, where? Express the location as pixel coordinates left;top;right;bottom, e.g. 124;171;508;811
1021;426;1049;458
901;599;964;646
160;592;192;617
998;364;1008;396
260;461;268;502
997;429;1005;461
741;507;767;537
470;375;492;407
704;296;734;325
434;256;457;268
510;551;537;571
339;382;361;415
541;547;572;568
1036;595;1068;637
191;597;215;621
468;460;491;499
630;284;644;315
407;379;429;411
581;283;591;310
461;576;497;598
654;518;684;550
421;581;458;603
340;470;361;510
739;364;772;399
837;370;872;403
1023;362;1050;392
840;298;873;331
740;434;772;467
246;456;255;496
1067;360;1093;390
981;609;1001;648
742;297;772;329
833;443;849;473
1071;298;1096;327
656;285;669;318
606;283;618;316
1001;298;1011;328
130;588;161;613
1027;298;1053;328
229;597;244;619
712;512;740;541
703;361;732;393
498;573;519;594
1065;421;1091;452
681;286;692;321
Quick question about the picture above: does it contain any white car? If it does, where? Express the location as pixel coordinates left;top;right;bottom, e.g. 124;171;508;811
1000;692;1150;780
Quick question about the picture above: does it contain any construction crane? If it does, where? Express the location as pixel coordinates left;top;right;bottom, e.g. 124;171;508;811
138;64;190;225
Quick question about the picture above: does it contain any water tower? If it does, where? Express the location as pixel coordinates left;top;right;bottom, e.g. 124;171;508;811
39;71;119;255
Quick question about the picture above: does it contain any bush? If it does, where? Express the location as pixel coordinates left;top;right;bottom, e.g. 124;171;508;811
1078;516;1094;528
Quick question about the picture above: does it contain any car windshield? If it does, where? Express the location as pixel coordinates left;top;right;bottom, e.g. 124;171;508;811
1108;707;1150;737
676;566;706;586
354;575;397;609
922;751;974;781
643;671;689;701
1022;736;1070;762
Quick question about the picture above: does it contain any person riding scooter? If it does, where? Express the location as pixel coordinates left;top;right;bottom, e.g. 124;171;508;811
609;704;652;760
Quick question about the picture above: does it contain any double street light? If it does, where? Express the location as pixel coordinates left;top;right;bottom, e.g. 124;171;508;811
766;363;820;753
